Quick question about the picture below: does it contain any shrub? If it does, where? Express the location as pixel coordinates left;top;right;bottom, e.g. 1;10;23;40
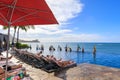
15;42;29;49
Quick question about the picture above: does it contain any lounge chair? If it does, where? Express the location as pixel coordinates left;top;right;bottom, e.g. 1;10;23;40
11;49;77;73
41;58;77;73
0;65;26;80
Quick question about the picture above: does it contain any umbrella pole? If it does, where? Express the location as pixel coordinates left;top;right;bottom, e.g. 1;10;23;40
5;24;10;80
4;0;17;79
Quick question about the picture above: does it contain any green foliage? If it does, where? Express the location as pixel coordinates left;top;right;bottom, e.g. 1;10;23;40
15;42;29;49
20;44;29;49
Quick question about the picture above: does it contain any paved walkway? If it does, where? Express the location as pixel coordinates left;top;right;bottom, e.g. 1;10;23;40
9;51;120;80
56;63;120;80
10;56;62;80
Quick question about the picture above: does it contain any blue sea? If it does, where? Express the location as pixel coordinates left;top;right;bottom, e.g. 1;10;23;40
24;42;120;69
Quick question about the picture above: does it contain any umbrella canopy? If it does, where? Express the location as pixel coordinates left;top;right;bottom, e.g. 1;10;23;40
0;0;58;79
0;0;58;26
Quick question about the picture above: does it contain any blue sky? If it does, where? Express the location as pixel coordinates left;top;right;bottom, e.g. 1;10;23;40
0;0;120;42
58;0;120;42
71;0;120;35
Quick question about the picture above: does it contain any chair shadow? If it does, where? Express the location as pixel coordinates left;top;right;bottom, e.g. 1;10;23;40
54;68;69;80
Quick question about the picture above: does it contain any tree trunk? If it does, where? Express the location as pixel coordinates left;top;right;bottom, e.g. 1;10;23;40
12;28;17;46
17;27;20;43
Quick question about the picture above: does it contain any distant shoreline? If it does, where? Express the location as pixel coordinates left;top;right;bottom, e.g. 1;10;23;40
19;39;40;43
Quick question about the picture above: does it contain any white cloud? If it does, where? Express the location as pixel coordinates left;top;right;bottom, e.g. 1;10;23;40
19;33;103;42
31;33;103;42
20;27;72;35
46;0;83;23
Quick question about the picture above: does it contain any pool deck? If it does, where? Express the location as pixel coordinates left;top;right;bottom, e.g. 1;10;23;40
12;58;120;80
10;55;120;80
56;63;120;80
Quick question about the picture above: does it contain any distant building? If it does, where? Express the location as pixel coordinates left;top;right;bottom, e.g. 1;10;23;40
0;33;8;52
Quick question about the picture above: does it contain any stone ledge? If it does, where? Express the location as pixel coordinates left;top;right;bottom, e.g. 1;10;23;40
56;63;120;80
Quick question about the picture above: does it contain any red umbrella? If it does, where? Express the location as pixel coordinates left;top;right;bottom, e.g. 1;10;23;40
0;0;58;79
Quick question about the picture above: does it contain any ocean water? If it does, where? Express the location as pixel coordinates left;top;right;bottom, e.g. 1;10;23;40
24;42;120;68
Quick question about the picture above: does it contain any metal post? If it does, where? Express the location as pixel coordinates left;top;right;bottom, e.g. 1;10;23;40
4;0;18;79
5;23;10;80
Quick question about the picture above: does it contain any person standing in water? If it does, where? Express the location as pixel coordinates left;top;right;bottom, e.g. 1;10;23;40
65;44;68;52
29;45;32;50
36;45;39;51
40;45;44;51
93;45;96;63
93;45;96;54
57;45;62;51
77;44;81;52
82;47;84;53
